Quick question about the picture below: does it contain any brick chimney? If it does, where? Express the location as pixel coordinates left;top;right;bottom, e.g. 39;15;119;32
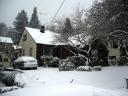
40;26;45;33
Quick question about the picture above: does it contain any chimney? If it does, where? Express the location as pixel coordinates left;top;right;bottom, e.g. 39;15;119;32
40;26;45;33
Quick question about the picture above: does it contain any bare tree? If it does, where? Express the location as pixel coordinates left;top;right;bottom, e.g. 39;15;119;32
53;6;92;60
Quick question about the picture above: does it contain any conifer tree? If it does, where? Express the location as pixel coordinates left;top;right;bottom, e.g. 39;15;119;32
13;10;28;43
29;7;40;28
62;18;73;42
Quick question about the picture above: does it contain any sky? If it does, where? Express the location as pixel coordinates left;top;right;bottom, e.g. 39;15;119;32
0;0;94;27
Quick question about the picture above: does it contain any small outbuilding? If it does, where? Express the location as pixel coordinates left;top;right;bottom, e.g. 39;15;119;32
0;36;14;67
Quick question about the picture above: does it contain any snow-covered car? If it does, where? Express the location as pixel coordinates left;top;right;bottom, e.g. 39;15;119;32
13;56;38;70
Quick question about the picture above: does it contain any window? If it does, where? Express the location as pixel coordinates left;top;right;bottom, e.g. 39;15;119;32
43;47;53;56
29;47;33;56
4;58;8;62
22;34;27;41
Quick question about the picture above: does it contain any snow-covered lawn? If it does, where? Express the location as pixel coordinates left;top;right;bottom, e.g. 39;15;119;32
1;66;128;96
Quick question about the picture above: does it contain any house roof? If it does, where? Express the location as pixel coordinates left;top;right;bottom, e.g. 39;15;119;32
0;36;13;44
25;27;62;45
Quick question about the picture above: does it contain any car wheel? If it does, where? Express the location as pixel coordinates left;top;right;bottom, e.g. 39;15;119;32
20;67;24;70
13;66;16;69
33;67;37;70
13;65;17;69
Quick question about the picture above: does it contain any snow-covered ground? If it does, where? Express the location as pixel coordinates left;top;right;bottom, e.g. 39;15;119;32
1;66;128;96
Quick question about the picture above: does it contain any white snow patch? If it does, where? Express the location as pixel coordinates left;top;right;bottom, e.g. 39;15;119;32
1;67;128;96
1;84;128;96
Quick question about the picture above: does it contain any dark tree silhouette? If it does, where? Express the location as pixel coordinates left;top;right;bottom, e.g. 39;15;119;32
13;10;28;43
29;7;40;28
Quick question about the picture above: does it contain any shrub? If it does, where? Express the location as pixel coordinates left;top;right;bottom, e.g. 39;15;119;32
91;66;102;71
2;72;16;86
108;59;117;66
0;72;4;81
88;57;100;67
59;59;74;71
41;56;59;67
0;70;25;87
76;66;91;71
68;56;87;68
118;56;128;66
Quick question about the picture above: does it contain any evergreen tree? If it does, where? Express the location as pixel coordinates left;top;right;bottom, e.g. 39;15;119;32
86;0;125;44
13;10;28;43
0;23;8;36
62;18;73;42
63;18;73;34
29;7;40;28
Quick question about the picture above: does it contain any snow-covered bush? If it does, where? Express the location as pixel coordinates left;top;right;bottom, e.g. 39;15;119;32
59;59;75;71
88;57;101;67
0;72;4;81
91;66;102;71
108;59;117;66
0;71;24;87
41;56;59;67
118;56;128;66
76;66;91;71
68;56;87;68
2;72;17;86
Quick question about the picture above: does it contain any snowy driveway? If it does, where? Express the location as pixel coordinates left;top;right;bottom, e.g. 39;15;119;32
1;66;128;96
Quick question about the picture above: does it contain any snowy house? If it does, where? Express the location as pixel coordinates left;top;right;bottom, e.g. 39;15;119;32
0;36;14;67
18;26;73;66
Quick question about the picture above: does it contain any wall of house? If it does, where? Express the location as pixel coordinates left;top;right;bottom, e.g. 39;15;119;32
53;45;73;59
108;48;120;59
19;30;37;59
0;53;11;67
108;41;120;59
0;43;15;59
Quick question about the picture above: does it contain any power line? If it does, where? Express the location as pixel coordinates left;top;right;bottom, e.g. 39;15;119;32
51;0;66;23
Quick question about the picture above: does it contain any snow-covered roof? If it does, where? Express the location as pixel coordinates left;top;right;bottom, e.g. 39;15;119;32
0;37;13;44
25;27;62;45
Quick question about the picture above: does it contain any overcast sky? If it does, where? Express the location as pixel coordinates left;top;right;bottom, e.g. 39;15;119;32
0;0;94;27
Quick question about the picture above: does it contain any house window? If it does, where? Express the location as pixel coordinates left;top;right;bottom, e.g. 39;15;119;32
29;47;33;56
22;34;27;41
4;58;8;62
43;47;53;56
